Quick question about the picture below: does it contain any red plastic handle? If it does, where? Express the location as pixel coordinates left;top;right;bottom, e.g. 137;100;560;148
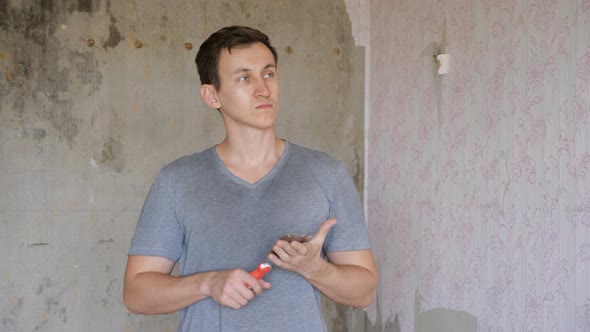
250;263;272;279
245;263;271;288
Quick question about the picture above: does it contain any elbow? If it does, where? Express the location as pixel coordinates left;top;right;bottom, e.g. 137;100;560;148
123;286;145;315
354;270;379;309
352;291;376;309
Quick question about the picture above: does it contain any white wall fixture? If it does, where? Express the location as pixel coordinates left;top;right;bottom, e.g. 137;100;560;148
436;53;450;75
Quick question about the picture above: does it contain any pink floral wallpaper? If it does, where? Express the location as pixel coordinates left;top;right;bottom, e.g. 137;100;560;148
365;0;590;331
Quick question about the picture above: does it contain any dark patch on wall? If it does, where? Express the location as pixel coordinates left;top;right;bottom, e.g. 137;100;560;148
100;279;116;306
32;128;47;141
40;0;54;11
0;2;105;148
102;22;121;49
77;0;93;12
44;103;81;148
102;0;122;50
3;296;24;331
0;0;7;15
32;277;68;327
28;242;49;247
100;138;125;172
69;50;103;95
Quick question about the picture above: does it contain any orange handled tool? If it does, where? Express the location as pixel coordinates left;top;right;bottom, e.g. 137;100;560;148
250;263;272;279
245;263;271;288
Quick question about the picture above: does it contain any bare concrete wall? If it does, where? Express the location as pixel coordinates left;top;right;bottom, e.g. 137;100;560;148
0;0;364;331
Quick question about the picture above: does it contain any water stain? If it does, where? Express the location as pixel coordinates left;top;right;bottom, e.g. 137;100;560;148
28;242;50;247
102;22;121;49
1;2;104;148
99;238;114;244
9;297;24;315
69;49;103;95
43;102;81;148
0;0;7;15
101;279;116;306
32;128;47;141
40;0;54;12
102;0;122;50
77;0;93;12
59;307;67;323
3;296;24;330
36;283;44;295
45;296;58;312
100;138;125;172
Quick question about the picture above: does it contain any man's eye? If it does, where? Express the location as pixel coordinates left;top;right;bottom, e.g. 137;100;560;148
264;72;274;79
238;76;249;82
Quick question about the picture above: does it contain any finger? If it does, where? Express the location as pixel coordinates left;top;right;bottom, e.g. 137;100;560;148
243;275;263;294
291;241;308;255
248;280;263;295
273;245;291;262
267;253;282;266
225;298;244;310
234;284;255;301
311;218;337;244
281;243;299;256
259;279;272;289
220;292;246;309
267;253;291;270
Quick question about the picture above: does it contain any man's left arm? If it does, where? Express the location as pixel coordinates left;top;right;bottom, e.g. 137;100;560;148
268;219;379;308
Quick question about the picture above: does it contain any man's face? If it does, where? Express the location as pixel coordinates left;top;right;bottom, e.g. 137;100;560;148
205;42;279;131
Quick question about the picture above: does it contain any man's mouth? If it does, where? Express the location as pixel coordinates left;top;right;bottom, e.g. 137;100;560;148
255;103;273;109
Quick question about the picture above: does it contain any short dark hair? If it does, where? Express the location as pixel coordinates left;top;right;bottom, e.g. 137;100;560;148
195;26;278;90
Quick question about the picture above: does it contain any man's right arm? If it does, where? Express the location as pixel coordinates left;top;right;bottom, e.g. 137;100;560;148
123;255;271;314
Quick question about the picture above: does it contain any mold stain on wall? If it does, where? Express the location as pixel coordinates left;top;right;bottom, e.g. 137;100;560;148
0;0;107;148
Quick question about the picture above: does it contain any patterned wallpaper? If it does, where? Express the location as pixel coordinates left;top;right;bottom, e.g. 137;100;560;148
366;0;590;331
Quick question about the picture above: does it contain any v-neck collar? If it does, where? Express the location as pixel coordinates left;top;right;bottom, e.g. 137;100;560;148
211;140;290;190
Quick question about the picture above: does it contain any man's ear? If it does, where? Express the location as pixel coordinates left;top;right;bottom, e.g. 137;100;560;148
200;84;221;109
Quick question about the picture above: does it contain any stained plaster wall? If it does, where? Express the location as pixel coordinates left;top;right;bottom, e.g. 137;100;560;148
0;0;365;331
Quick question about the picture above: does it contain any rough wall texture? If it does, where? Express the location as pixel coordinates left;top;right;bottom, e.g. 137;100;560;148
0;0;364;331
367;0;590;331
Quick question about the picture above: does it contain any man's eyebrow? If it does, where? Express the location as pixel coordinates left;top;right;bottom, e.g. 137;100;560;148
232;68;251;75
231;64;276;75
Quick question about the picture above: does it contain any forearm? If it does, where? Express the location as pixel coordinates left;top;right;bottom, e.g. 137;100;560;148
306;261;378;308
124;271;213;315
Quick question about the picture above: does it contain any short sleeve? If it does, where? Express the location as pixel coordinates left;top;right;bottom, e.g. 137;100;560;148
323;163;371;252
128;167;184;262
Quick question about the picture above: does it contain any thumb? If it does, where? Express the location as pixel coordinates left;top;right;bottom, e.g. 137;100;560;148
311;218;337;245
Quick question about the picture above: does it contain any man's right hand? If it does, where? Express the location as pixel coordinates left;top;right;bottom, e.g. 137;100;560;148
204;269;271;309
124;256;272;315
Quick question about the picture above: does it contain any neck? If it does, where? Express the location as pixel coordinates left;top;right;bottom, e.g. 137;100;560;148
216;129;284;166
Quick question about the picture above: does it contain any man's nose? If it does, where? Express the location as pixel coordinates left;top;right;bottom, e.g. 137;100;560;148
254;79;271;97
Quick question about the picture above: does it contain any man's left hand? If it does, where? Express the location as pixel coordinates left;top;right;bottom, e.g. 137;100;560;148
267;218;337;279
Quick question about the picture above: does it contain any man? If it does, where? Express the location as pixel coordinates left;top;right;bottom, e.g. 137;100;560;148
124;26;378;331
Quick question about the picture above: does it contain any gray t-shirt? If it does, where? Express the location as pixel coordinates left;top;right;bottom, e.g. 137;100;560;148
128;141;370;331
